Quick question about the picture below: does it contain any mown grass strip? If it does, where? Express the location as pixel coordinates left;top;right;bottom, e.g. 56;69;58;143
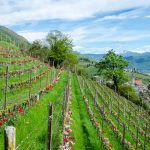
72;74;101;150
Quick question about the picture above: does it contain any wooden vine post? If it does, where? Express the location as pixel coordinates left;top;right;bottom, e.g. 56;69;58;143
144;123;148;150
128;112;131;130
41;63;44;87
135;127;139;150
65;85;68;111
46;68;49;87
102;106;104;133
39;65;42;89
62;86;67;131
123;104;126;118
94;88;97;105
108;95;112;114
122;123;126;150
28;70;32;99
48;61;50;83
84;81;87;95
117;100;120;129
4;65;8;110
49;61;51;83
100;105;105;147
53;62;56;81
48;103;53;150
4;126;16;150
82;79;84;92
52;61;54;67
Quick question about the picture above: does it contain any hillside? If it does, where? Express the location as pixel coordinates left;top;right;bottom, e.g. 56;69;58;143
0;25;29;50
126;55;150;73
0;49;149;149
0;28;149;150
0;49;65;149
84;52;150;74
83;53;104;61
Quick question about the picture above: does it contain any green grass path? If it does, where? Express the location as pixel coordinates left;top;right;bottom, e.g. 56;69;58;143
71;74;101;150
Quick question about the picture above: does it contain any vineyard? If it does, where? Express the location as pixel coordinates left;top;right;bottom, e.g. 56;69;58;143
0;48;149;150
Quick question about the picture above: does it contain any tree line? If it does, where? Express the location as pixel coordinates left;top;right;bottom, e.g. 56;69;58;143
28;30;78;67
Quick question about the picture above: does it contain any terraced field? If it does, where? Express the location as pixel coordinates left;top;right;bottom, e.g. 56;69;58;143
77;75;150;149
0;48;67;149
0;48;149;150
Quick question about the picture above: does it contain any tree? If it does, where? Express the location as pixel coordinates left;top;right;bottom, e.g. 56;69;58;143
28;30;78;66
96;50;129;91
46;30;77;66
28;40;49;61
28;40;43;57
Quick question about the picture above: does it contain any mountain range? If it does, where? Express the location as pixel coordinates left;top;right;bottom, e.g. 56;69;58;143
0;25;29;49
84;52;150;74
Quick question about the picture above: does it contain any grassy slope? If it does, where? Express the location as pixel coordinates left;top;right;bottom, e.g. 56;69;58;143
84;85;122;149
85;77;150;149
0;25;29;49
0;41;19;50
0;71;67;150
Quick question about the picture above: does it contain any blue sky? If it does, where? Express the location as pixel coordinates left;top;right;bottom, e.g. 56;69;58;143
0;0;150;54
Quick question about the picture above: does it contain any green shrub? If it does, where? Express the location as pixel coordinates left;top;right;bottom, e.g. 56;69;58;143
118;85;140;104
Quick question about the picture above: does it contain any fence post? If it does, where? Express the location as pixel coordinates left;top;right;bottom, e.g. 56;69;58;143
144;123;148;150
123;104;126;117
128;112;131;130
94;88;97;105
62;87;66;121
4;126;16;150
4;65;8;110
28;70;32;99
122;123;126;150
46;69;49;87
48;103;53;150
39;65;42;89
102;106;104;132
110;97;112;114
117;101;120;129
135;127;139;150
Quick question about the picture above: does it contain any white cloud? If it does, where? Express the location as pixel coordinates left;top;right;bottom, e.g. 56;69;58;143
85;33;150;43
74;45;150;54
101;14;138;21
18;24;150;48
0;0;150;25
65;27;87;42
106;33;150;42
132;45;150;53
17;27;87;42
74;45;112;54
145;15;150;18
95;7;148;22
73;25;150;43
17;30;48;41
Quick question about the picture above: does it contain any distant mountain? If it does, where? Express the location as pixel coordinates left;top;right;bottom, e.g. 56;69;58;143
84;51;150;60
121;51;150;57
83;52;150;74
125;55;150;73
83;54;104;61
0;25;29;49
